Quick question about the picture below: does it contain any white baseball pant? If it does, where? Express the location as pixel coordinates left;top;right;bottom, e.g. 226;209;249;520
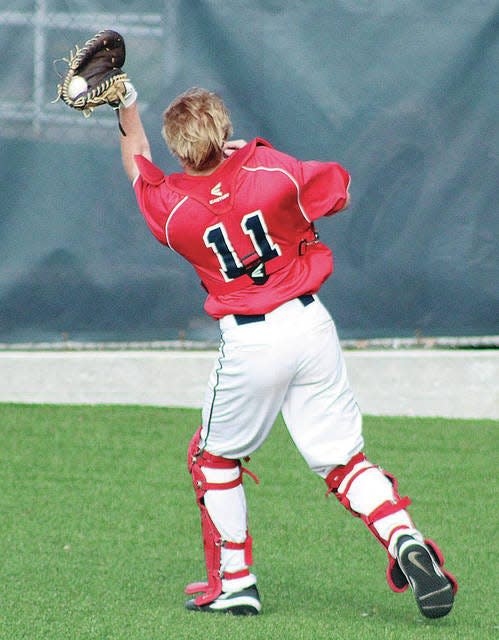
200;294;364;477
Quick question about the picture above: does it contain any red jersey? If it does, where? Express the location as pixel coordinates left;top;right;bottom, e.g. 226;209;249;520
133;138;350;318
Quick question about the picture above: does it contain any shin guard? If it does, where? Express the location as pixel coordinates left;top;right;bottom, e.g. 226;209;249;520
185;428;257;606
325;453;416;592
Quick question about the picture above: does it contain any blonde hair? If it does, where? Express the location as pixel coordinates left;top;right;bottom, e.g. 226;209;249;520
162;87;233;172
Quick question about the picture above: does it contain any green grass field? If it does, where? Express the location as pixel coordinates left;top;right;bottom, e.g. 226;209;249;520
0;404;497;639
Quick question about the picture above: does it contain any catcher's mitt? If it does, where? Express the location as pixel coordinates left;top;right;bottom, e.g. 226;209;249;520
55;29;128;117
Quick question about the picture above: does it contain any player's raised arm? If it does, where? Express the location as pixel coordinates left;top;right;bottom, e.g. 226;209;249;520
53;29;150;182
118;84;152;183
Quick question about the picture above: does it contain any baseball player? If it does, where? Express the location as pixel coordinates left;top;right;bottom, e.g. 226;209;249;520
117;85;457;618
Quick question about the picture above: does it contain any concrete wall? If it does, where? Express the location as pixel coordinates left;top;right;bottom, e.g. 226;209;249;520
0;350;497;420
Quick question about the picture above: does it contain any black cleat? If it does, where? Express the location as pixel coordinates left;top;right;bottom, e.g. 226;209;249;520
397;536;454;619
185;585;261;615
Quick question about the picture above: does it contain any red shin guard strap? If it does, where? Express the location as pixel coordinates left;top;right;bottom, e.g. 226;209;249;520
360;493;412;552
241;465;260;485
199;449;241;469
244;534;253;565
224;568;250;580
202;476;243;491
224;541;245;550
364;496;412;526
325;452;366;497
201;467;259;492
225;534;253;566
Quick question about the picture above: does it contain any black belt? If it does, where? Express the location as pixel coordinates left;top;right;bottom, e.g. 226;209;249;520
234;294;315;326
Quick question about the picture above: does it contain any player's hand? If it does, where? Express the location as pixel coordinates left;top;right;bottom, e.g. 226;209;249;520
223;139;247;157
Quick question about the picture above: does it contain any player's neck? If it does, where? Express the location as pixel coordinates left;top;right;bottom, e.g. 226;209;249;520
183;159;224;177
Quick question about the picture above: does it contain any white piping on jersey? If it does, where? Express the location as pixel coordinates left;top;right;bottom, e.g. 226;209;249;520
241;165;311;223
165;195;189;251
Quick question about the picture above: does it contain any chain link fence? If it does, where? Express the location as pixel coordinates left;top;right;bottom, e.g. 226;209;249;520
0;0;172;143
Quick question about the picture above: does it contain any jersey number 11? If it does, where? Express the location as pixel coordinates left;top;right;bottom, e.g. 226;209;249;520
203;210;281;281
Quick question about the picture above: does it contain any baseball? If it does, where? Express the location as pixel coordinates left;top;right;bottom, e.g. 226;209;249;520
67;75;88;99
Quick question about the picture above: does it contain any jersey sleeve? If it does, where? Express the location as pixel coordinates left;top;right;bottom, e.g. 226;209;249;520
253;145;350;222
133;176;169;245
298;160;350;221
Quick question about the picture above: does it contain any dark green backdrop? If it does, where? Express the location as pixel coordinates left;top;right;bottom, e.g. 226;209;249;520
0;1;497;342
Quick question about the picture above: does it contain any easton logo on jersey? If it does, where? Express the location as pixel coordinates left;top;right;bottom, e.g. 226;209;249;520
248;261;269;285
209;182;230;205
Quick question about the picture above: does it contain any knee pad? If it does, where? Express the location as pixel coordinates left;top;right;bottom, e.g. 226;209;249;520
186;428;257;606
